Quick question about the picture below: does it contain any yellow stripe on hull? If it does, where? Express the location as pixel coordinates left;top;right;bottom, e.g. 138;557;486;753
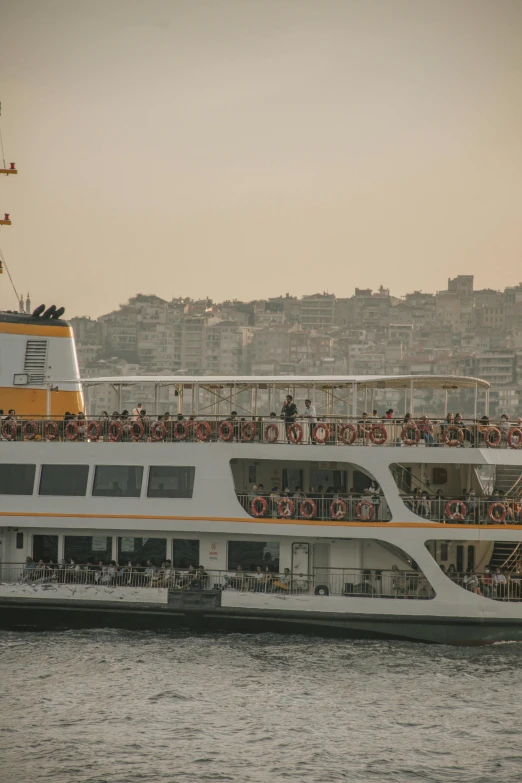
0;387;83;416
0;322;73;337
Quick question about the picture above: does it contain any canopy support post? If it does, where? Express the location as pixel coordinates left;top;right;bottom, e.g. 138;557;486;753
410;379;414;416
473;382;478;420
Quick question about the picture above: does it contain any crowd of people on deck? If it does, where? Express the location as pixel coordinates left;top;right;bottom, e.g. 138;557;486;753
403;488;522;524
2;401;522;446
441;562;522;599
20;557;208;589
239;482;385;521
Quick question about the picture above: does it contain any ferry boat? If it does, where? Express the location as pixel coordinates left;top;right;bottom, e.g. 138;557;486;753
1;307;522;644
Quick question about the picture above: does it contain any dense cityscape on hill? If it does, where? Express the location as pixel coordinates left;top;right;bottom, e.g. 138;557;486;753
65;275;522;415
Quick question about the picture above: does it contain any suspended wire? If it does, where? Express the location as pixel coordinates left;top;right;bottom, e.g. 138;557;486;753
0;245;22;309
0;102;5;168
0;124;5;168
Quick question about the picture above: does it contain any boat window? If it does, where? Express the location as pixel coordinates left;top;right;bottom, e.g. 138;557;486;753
39;465;89;496
16;532;24;549
147;466;195;498
0;464;36;495
33;535;58;562
64;535;112;562
227;541;280;571
282;468;303;492
172;539;200;568
310;469;346;493
93;466;143;497
117;537;166;564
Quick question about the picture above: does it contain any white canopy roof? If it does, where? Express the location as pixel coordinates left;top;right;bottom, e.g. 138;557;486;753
73;374;490;391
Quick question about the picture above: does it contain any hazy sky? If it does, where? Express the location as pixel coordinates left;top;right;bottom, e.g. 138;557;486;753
1;0;522;318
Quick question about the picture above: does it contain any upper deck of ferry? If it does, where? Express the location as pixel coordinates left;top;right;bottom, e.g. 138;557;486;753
4;372;522;451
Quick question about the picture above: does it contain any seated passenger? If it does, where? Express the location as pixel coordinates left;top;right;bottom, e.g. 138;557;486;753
254;566;264;592
159;559;174;587
481;566;495;598
493;567;507;598
463;569;481;594
230;564;246;590
22;556;36;581
417;414;435;446
273;568;291;592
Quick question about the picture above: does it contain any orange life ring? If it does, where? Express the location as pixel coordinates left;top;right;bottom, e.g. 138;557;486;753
445;500;467;521
173;421;188;441
151;420;166;441
196;421;211;441
287;423;303;443
2;420;17;441
356;500;375;521
488;502;506;523
241;421;256;442
300;498;317;519
264;423;279;443
443;426;464;447
484;427;501;448
330;498;347;520
339;423;357;445
131;421;144;441
251;497;267;517
507;427;522;449
87;420;101;441
44;420;59;441
108;420;123;442
278;497;295;518
219;421;235;441
401;425;420;446
312;423;330;444
65;421;79;441
369;423;388;445
22;421;38;440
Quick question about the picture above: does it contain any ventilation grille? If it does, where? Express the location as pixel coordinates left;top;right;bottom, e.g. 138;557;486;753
24;340;48;384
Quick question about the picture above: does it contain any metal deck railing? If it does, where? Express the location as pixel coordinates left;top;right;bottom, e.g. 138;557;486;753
2;415;522;449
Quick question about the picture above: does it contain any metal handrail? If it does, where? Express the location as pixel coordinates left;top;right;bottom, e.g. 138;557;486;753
400;495;522;525
4;562;522;601
2;414;521;449
236;493;391;522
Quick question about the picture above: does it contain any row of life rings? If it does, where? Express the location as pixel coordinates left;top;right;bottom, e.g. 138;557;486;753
444;500;516;523
5;419;522;449
250;496;375;521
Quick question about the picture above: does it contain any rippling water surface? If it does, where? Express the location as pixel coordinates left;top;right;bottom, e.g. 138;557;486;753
1;631;522;783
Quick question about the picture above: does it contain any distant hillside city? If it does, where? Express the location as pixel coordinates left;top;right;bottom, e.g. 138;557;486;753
68;275;522;416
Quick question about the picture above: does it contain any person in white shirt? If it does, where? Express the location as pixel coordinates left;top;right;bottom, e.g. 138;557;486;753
132;403;143;421
302;399;317;442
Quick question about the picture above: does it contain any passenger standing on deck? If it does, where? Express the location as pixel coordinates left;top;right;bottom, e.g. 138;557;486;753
281;395;298;442
302;399;317;443
132;403;143;421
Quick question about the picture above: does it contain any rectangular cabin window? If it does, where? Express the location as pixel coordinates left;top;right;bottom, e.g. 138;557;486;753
64;536;112;564
16;532;24;549
147;466;195;498
33;535;58;562
227;541;280;571
117;537;166;565
39;465;89;496
0;464;36;495
440;543;448;562
172;539;200;568
93;466;143;497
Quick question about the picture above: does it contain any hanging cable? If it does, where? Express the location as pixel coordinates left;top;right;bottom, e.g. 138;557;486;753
0;245;22;309
0;102;5;168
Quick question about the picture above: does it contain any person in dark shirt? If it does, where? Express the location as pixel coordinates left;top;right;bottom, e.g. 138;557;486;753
281;394;298;442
